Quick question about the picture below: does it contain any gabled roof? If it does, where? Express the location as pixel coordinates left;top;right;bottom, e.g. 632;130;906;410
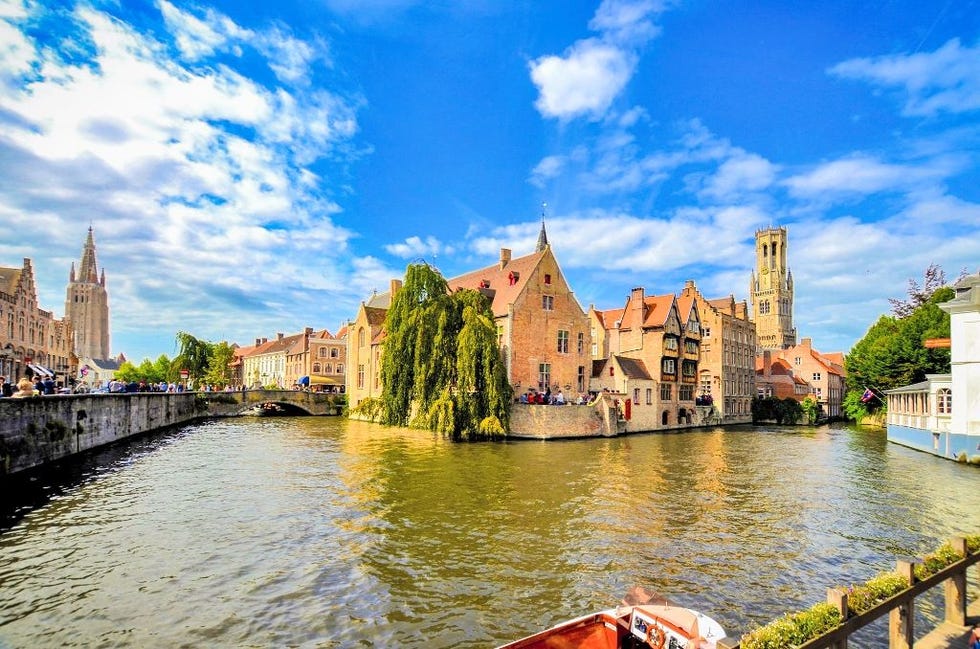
0;265;22;295
615;356;653;380
621;293;676;330
364;305;387;327
675;293;697;326
593;307;624;331
448;249;548;318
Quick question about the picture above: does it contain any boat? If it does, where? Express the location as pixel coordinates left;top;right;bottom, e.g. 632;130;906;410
244;402;286;416
497;587;726;649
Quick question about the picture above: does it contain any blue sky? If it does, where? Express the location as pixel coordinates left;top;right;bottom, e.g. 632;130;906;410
1;0;978;364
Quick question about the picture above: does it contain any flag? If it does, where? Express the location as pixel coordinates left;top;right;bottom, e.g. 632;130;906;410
860;388;873;403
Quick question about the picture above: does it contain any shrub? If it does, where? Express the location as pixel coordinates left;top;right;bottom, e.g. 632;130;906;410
740;603;841;649
844;572;909;614
914;542;963;580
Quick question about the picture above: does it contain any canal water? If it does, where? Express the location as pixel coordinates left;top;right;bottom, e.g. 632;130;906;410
0;418;978;648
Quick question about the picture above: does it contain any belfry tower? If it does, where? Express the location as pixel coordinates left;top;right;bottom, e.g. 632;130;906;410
66;227;111;360
749;226;796;351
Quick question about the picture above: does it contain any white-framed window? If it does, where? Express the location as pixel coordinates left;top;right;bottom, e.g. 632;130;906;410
557;330;569;353
538;363;551;391
938;388;952;414
662;358;676;374
542;295;554;310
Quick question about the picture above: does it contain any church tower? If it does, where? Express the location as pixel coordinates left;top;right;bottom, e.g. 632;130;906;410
65;227;111;360
749;226;796;352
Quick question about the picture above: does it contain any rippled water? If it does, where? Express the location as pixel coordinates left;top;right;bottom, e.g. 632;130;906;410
1;419;978;648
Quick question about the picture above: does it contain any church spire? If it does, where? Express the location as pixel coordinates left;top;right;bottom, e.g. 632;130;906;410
79;226;100;284
535;202;549;252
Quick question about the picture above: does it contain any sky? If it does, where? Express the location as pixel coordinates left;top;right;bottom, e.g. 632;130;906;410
1;0;978;364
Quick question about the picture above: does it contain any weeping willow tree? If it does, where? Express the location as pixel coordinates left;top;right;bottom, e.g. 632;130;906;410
378;263;511;440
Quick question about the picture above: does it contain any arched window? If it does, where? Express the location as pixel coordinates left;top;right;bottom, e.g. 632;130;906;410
331;348;339;358
937;388;952;414
313;363;321;373
358;328;365;347
336;364;344;374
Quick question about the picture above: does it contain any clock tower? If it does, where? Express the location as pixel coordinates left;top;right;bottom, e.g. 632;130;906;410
749;226;796;352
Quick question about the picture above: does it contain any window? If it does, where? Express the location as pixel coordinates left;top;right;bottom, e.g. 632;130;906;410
685;340;698;354
538;363;551;391
313;363;322;373
664;337;678;351
557;330;569;353
577;366;585;392
324;363;332;373
577;332;584;354
689;320;700;334
609;366;614;376
680;385;694;401
682;360;696;378
591;342;598;357
938;388;952;414
812;372;821;381
336;363;343;374
544;273;552;285
662;358;676;374
358;328;365;347
704;326;711;338
331;348;339;358
646;388;652;405
357;364;364;389
542;295;554;310
319;348;327;358
660;383;672;400
795;357;802;366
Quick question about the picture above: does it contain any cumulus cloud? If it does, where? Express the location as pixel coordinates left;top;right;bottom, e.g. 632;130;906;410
0;2;367;360
783;154;950;198
829;38;980;117
529;0;667;121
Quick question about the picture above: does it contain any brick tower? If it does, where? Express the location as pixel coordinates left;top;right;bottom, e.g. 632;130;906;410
749;226;796;352
65;227;111;360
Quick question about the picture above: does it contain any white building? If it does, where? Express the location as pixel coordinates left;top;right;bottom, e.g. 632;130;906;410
886;273;980;461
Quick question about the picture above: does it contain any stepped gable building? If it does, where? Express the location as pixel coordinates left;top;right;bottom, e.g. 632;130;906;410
754;338;845;418
750;226;796;352
589;287;704;431
679;280;756;423
66;227;111;362
347;221;591;407
0;257;74;385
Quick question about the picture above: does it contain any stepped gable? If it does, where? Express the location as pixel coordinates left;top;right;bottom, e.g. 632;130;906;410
447;249;546;318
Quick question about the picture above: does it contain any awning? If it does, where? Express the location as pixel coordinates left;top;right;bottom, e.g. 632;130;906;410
298;376;310;386
309;375;342;385
28;363;54;377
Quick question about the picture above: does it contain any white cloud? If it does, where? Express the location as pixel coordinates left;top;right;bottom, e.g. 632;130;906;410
783;154;946;198
0;2;364;361
699;152;778;201
589;0;666;44
530;40;636;121
829;38;980;117
384;235;453;259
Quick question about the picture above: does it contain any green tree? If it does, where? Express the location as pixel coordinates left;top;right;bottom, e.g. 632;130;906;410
780;397;803;425
114;360;140;384
174;331;214;384
801;395;819;424
375;262;511;439
202;341;236;388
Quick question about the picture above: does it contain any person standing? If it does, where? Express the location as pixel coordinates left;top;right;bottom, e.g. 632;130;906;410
12;378;35;398
0;376;12;397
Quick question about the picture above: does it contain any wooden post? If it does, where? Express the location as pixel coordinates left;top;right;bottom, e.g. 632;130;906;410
945;537;968;626
890;560;915;649
828;588;849;649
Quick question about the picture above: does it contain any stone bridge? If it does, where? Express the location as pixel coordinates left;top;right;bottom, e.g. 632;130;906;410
202;389;346;417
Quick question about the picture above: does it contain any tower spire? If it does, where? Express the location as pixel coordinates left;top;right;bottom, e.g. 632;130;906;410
535;202;549;252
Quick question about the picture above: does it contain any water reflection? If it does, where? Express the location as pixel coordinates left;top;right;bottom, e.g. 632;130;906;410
0;419;977;648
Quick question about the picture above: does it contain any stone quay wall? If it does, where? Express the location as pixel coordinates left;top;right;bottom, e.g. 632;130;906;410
0;393;202;476
509;394;622;439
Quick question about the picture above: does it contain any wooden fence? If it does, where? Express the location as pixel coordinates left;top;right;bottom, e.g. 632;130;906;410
718;537;978;649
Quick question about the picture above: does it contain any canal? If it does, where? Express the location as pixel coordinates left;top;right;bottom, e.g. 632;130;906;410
0;418;978;648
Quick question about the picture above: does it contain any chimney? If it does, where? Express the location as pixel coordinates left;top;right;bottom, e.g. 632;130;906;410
255;338;261;346
277;332;284;341
683;279;695;294
305;327;313;336
390;279;402;297
499;248;512;269
262;337;268;344
763;350;772;377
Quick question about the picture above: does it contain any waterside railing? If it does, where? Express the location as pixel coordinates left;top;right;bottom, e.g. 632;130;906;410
717;536;979;649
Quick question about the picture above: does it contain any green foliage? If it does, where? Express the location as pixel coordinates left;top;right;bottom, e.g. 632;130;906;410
740;603;841;649
967;535;980;554
914;542;963;580
844;572;909;614
801;395;819;424
174;331;214;383
113;355;175;385
843;268;955;420
349;396;384;421
202;341;236;388
378;263;511;440
752;397;803;425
